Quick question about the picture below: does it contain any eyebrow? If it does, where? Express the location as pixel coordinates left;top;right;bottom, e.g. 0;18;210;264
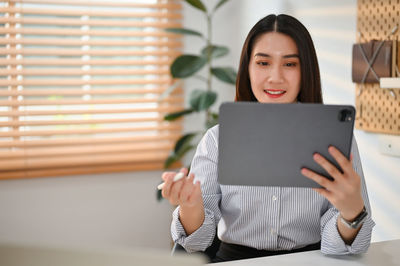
254;53;299;58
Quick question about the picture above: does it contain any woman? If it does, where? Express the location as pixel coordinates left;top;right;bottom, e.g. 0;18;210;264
160;14;374;262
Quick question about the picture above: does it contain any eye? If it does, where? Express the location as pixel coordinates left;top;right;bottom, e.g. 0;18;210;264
256;61;269;66
284;62;297;67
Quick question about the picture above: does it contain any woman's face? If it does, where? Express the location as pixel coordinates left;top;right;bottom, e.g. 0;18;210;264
249;32;301;103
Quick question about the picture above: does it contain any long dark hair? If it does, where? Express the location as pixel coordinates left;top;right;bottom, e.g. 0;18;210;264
235;14;322;103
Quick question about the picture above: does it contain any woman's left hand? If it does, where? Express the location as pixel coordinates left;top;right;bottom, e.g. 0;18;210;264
301;146;364;221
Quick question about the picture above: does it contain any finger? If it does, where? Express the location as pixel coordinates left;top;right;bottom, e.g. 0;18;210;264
312;188;333;202
188;180;202;205
313;153;343;182
163;172;185;199
179;174;195;202
179;168;189;176
161;172;176;198
161;171;176;182
328;146;352;175
301;168;334;190
169;176;185;203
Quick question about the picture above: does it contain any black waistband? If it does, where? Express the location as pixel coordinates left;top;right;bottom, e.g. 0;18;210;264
212;241;321;263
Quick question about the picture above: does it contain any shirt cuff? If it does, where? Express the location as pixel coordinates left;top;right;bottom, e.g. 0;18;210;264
171;206;217;253
321;213;375;255
347;216;375;254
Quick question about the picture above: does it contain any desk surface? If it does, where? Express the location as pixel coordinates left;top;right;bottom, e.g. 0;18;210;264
213;239;399;266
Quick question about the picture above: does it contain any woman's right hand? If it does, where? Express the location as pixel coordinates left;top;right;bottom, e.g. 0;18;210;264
161;168;205;235
161;168;202;208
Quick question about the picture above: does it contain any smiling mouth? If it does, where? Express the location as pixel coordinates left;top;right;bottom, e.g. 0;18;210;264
264;89;286;97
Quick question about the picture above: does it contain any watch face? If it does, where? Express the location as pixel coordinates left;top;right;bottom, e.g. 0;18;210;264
341;208;368;229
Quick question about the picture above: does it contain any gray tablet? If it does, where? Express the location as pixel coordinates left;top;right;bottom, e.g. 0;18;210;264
217;102;355;188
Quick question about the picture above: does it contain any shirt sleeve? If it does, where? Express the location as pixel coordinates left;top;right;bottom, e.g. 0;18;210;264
320;137;375;255
170;126;222;253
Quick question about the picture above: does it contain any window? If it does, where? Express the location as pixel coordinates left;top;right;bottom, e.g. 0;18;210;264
0;0;182;179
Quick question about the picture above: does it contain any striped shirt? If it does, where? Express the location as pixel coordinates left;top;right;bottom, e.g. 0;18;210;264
171;125;375;255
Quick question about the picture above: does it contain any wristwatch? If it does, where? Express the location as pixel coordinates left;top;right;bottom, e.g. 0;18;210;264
340;207;368;229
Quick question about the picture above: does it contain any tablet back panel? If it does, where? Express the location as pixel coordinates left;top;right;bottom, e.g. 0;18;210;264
217;103;355;188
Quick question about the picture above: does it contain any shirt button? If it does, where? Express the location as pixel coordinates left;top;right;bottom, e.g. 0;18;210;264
272;195;277;201
270;228;276;235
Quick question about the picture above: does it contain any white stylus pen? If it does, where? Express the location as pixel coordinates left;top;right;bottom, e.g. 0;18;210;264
157;172;185;190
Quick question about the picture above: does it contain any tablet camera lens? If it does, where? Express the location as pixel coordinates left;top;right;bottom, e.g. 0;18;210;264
339;109;353;122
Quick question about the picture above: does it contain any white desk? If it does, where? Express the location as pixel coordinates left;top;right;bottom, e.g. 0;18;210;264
213;239;400;266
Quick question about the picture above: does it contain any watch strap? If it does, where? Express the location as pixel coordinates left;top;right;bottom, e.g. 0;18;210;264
340;207;368;229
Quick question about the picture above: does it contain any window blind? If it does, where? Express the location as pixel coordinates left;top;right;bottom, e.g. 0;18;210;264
0;0;183;179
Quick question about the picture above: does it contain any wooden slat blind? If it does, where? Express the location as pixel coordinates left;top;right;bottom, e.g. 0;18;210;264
0;0;183;179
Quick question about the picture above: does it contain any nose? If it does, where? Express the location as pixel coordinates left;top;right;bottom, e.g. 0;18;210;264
267;65;284;84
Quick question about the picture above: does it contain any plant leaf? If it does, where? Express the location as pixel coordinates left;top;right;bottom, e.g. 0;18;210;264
158;80;183;102
176;144;195;158
201;45;229;59
184;0;207;12
174;133;198;153
206;112;219;129
164;154;178;169
164;109;194;121
211;67;237;84
171;55;207;78
213;0;230;12
165;28;203;38
164;144;195;168
189;89;217;111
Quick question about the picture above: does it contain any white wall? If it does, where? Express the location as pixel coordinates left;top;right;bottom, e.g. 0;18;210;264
0;0;398;252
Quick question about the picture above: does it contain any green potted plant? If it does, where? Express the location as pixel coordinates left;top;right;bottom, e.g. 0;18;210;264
162;0;237;170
